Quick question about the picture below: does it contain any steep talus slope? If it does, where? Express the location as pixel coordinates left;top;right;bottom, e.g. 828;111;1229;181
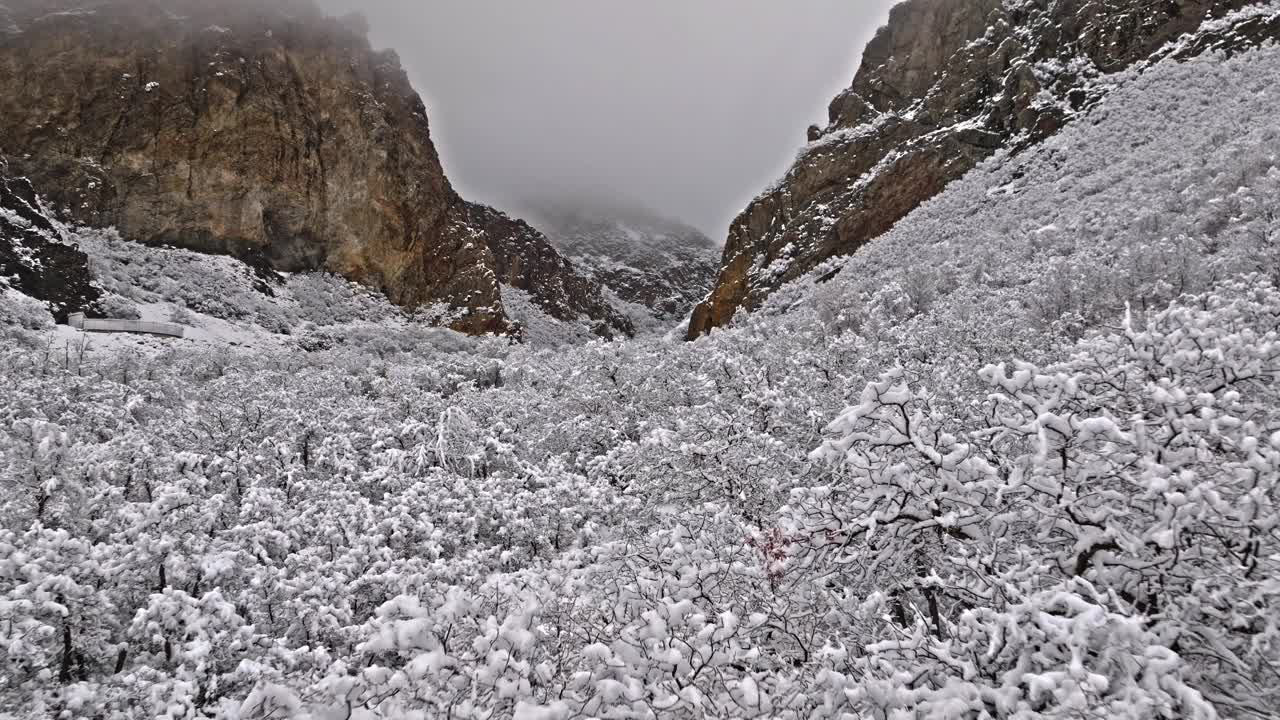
531;204;720;323
0;159;99;322
0;0;629;338
689;0;1276;338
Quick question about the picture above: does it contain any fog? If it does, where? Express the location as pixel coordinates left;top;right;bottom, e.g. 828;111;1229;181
317;1;897;239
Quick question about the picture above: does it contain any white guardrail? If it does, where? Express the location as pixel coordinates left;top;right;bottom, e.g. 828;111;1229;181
67;312;186;338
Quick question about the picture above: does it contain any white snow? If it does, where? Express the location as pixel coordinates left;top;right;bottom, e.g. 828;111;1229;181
1;22;1279;720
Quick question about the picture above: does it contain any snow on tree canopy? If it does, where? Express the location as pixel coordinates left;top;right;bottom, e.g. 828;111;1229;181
1;10;1280;720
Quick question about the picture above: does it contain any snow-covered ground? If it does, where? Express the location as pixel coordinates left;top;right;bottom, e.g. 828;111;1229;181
2;31;1279;720
48;301;282;353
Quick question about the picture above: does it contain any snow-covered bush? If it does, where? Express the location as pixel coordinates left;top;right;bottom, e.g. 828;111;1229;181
0;27;1278;720
0;289;54;346
96;292;141;320
288;272;403;327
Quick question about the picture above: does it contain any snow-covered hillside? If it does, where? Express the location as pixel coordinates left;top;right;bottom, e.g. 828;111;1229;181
34;228;485;356
753;30;1280;368
1;26;1279;720
1;220;608;353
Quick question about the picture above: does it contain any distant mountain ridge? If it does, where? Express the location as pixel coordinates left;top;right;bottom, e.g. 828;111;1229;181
530;202;720;323
0;0;631;338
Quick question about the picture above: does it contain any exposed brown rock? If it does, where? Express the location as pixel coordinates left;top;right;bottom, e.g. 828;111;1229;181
689;0;1271;338
0;0;628;338
452;203;634;339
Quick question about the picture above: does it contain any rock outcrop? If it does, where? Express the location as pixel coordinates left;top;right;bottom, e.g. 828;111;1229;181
0;159;100;322
689;0;1275;338
531;203;720;322
0;0;629;338
453;203;634;338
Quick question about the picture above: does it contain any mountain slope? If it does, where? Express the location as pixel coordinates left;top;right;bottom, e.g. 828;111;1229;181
753;8;1280;366
453;203;637;340
0;0;630;338
531;204;720;324
1;10;1279;719
689;0;1278;338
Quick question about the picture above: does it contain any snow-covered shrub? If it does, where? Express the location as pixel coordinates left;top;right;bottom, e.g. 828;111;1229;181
0;289;54;346
0;27;1277;720
288;272;403;327
168;305;196;326
96;292;141;320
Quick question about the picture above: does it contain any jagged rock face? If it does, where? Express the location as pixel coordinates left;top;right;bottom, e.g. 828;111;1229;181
532;205;720;321
0;0;628;338
452;203;634;339
0;160;100;322
689;0;1268;338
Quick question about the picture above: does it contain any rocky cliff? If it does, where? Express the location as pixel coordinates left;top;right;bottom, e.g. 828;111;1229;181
0;0;630;338
0;159;100;323
689;0;1278;338
453;203;634;338
530;203;720;323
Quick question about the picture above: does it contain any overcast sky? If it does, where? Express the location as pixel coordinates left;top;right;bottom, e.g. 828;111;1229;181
317;1;897;239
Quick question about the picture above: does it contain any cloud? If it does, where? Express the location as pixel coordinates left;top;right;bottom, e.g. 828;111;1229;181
317;0;897;239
